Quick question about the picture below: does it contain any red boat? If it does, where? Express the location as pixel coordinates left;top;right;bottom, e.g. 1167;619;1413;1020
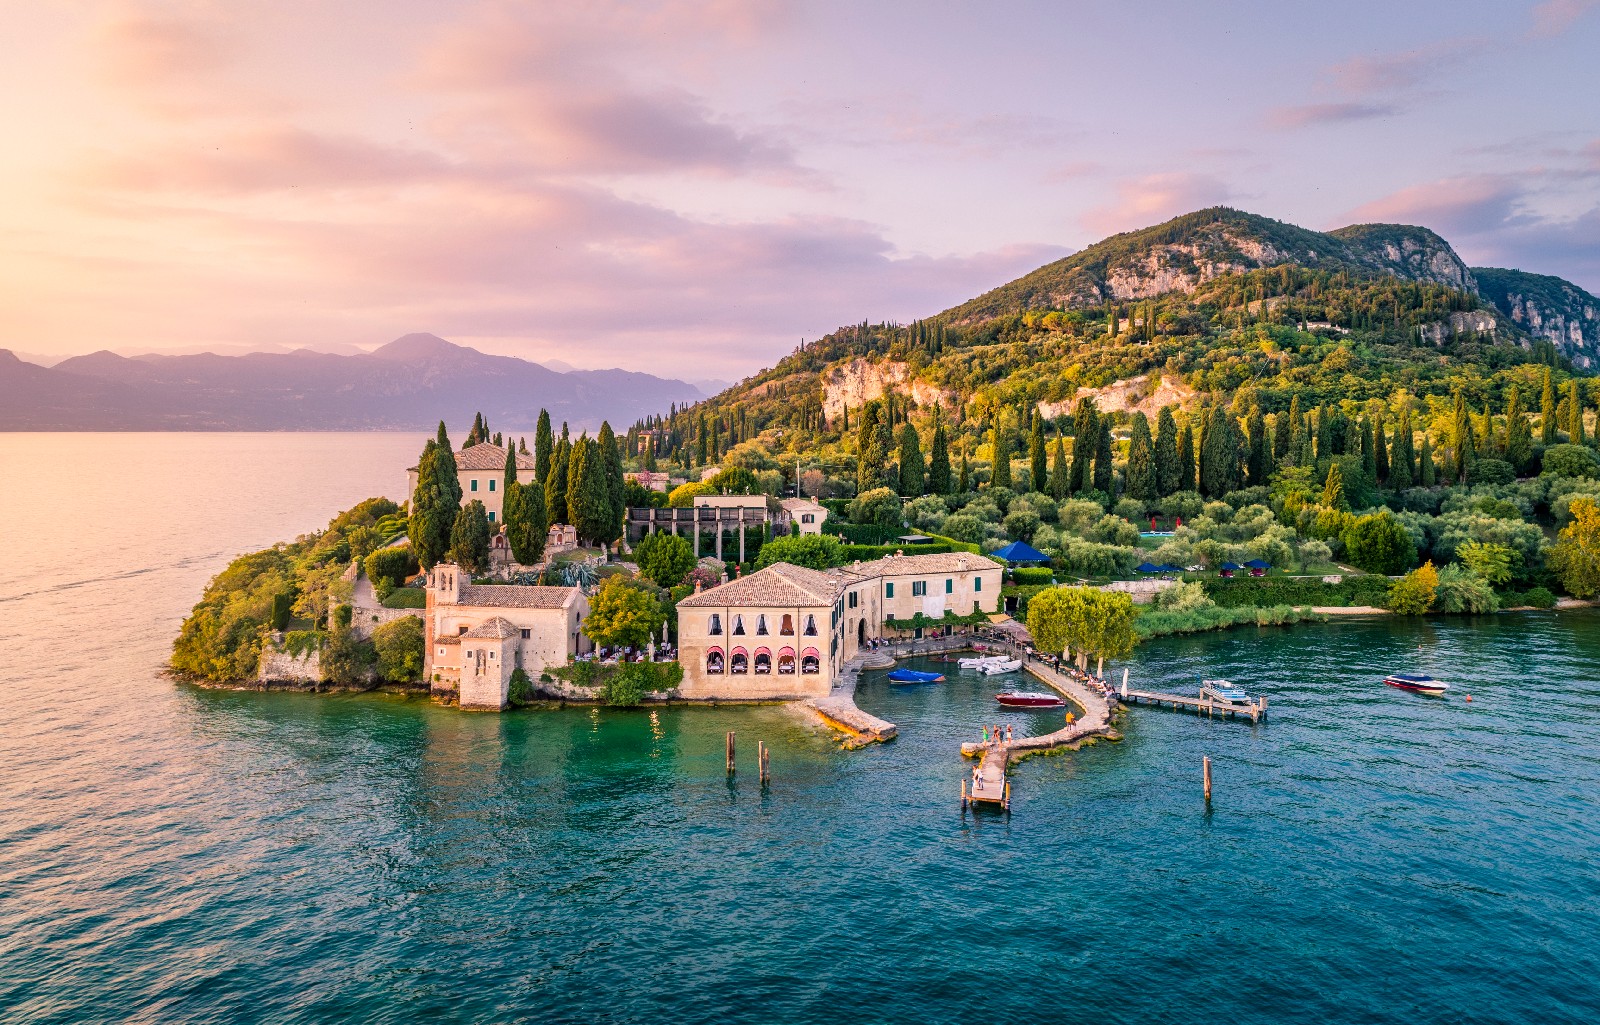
995;691;1065;708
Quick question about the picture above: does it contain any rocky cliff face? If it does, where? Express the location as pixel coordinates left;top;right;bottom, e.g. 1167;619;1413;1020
821;358;953;419
1474;268;1599;370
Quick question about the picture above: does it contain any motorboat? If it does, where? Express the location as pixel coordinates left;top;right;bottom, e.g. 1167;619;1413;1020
887;668;946;685
978;658;1023;676
1199;679;1251;705
1384;672;1449;696
958;654;1006;669
995;691;1064;708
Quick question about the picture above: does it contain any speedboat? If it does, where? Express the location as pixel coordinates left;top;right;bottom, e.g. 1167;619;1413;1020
978;658;1023;676
887;668;945;685
996;691;1064;708
1199;679;1251;705
958;654;1005;669
1384;672;1449;696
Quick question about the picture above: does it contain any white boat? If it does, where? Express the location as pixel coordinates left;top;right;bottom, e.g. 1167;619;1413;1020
978;658;1023;676
958;654;1006;669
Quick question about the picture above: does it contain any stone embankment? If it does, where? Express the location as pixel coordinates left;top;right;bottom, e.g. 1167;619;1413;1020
959;650;1117;762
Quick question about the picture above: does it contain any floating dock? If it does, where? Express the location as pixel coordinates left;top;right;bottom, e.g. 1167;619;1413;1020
1117;683;1268;723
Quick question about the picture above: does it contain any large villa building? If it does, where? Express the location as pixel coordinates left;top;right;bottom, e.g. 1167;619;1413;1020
406;442;538;524
423;562;591;710
675;551;1004;700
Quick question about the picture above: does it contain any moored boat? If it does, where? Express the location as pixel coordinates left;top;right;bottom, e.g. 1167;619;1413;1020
978;658;1023;676
1384;672;1449;696
995;691;1065;708
958;654;1005;669
887;668;946;685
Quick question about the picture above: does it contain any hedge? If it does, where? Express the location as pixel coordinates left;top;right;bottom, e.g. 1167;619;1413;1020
381;587;426;609
824;521;904;545
1202;575;1391;609
1009;567;1055;586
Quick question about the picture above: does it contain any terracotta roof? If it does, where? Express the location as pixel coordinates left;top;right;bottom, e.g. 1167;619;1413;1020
851;551;1004;577
437;635;461;646
462;617;520;639
409;442;536;473
453;584;577;609
678;563;852;608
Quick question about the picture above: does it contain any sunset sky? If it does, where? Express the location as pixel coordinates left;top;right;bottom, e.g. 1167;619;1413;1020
3;1;1597;379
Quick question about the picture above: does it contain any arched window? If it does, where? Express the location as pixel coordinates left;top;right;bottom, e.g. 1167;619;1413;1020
754;649;772;674
755;615;769;635
706;648;724;674
780;614;794;635
731;648;749;674
800;648;821;674
732;615;746;635
803;615;818;636
708;614;723;635
777;648;796;674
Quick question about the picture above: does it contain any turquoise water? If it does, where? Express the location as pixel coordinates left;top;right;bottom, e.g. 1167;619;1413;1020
2;434;1599;1023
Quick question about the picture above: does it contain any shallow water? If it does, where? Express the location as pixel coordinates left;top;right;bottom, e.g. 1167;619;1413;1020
2;434;1598;1024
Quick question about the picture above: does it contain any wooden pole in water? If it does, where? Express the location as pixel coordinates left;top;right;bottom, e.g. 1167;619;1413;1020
1203;755;1213;802
727;731;735;776
758;741;770;784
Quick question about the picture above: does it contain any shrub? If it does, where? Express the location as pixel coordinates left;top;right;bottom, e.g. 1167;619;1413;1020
1468;458;1516;485
372;616;424;682
849;487;904;528
757;533;845;569
1206;575;1391;609
1113;498;1147;523
364;546;419;590
1540;444;1600;480
1136;603;1321;638
601;660;683;707
1010;567;1054;586
321;629;377;686
382;587;426;609
634;531;696;587
508;668;535;705
1003;509;1041;542
940;513;986;545
1517;586;1557;609
1387;561;1439;615
1434;564;1498;614
1342;512;1416;575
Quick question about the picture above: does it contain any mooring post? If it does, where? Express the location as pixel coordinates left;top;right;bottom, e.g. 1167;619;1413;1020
727;731;735;776
758;741;770;785
1121;667;1129;699
1203;755;1213;802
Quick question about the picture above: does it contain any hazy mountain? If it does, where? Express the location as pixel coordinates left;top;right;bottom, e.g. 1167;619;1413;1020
0;332;704;431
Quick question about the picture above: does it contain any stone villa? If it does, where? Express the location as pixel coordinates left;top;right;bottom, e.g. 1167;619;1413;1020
675;551;1003;700
406;442;537;524
423;562;591;710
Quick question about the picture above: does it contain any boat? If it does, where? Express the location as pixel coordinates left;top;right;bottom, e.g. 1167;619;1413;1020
1384;672;1449;696
887;668;946;685
958;654;1005;669
978;658;1023;675
1199;679;1251;705
995;691;1065;708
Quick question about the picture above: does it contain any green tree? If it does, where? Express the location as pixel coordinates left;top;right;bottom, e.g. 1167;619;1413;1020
1540;367;1559;445
898;423;925;496
1069;399;1097;494
408;422;462;569
1028;412;1047;493
1457;540;1516;585
1093;418;1114;494
1390;406;1415;489
546;431;571;525
959;446;971;493
372;616;424;682
1419;433;1436;487
1199;406;1240;498
927;420;952;495
1549;496;1600;597
600;421;626;541
1048;436;1070;500
1322;461;1348;511
1373;414;1390;486
449;499;492;573
856;401;887;493
583;576;665;650
503;475;547;566
1177;422;1197;494
1342;512;1416;574
1451;391;1475;483
1504;385;1534;473
756;533;845;569
1026;586;1138;673
990;427;1012;489
1126;412;1156;502
1154;405;1180;495
634;531;696;587
1387;561;1439;615
321;629;377;686
534;409;554;484
1245;406;1268;487
850;486;904;529
568;437;615;545
1569;379;1587;445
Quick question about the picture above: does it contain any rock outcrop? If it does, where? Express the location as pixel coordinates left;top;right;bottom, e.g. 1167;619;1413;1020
1475;267;1599;370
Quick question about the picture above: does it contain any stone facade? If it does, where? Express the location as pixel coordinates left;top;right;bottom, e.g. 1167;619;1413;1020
675;551;1003;700
423;563;591;710
778;498;827;535
406;442;537;525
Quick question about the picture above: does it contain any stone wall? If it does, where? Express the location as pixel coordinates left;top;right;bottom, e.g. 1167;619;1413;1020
258;646;321;683
1096;578;1179;604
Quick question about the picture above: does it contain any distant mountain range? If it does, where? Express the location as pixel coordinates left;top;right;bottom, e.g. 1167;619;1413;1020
0;333;705;431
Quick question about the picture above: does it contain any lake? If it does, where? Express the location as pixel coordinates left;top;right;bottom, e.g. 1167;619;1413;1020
1;433;1597;1024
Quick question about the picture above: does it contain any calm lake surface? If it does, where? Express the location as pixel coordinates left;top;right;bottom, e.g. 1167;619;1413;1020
2;433;1598;1024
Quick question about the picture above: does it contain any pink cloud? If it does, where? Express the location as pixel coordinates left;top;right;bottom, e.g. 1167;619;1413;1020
1267;102;1398;129
1341;174;1521;235
1080;173;1232;237
1529;0;1598;38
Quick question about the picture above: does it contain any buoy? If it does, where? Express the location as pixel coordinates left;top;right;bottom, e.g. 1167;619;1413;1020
1465;695;1473;703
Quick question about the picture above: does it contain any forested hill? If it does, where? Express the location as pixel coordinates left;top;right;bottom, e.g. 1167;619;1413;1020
1474;268;1599;371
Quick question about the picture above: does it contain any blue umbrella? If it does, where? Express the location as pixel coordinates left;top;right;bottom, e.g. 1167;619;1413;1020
1221;561;1242;571
1244;558;1271;569
992;540;1050;564
1136;562;1161;574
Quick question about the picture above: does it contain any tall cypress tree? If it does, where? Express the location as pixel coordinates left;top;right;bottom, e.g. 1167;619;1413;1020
1504;384;1534;473
897;423;925;496
959;445;971;493
534;409;554;484
1177;422;1197;494
1126;412;1156;502
1452;391;1474;483
1028;412;1047;494
1419;433;1436;487
546;433;571;526
1245;406;1268;487
1541;368;1559;445
599;422;625;542
1154;405;1180;496
1069;399;1098;494
1093;419;1114;495
409;422;461;570
1200;406;1239;498
927;420;952;495
568;437;613;545
1048;436;1070;500
856;401;886;493
1374;414;1390;486
1275;397;1296;463
1390;407;1414;490
990;427;1012;490
1360;417;1376;481
1569;379;1587;445
449;499;492;573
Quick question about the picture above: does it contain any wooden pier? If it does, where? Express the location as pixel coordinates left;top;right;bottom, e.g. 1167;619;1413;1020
1118;683;1268;723
962;740;1011;811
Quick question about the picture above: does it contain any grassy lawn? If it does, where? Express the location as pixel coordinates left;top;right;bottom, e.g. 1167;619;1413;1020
381;587;425;609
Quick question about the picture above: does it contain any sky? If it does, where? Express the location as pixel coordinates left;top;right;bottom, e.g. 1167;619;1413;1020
2;0;1597;380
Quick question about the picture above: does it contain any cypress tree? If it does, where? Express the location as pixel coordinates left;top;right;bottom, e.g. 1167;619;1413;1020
1127;412;1156;502
928;420;952;495
409;422;462;570
1541;368;1559;445
959;446;971;493
1245;406;1268;487
599;422;625;542
1419;433;1436;487
897;423;925;496
546;434;571;525
1200;406;1239;498
449;499;491;573
1093;419;1114;495
1390;407;1414;490
1322;462;1348;512
568;437;613;545
857;401;886;493
1069;399;1097;494
519;436;528;455
1278;396;1300;463
1048;436;1070;500
1360;417;1376;481
1028;412;1047;494
1569;379;1587;445
1452;391;1474;483
503;470;547;567
695;413;709;466
1154;405;1180;496
991;427;1012;490
1177;422;1197;494
534;409;554;484
1374;415;1390;486
643;437;657;472
1505;385;1534;473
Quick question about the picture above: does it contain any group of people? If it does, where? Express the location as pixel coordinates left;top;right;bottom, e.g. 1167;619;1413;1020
577;645;675;666
980;723;1014;746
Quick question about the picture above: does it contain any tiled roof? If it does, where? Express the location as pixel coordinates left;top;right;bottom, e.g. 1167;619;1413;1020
410;442;536;473
454;584;577;609
851;551;1004;577
436;635;461;646
462;617;520;639
678;563;852;608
